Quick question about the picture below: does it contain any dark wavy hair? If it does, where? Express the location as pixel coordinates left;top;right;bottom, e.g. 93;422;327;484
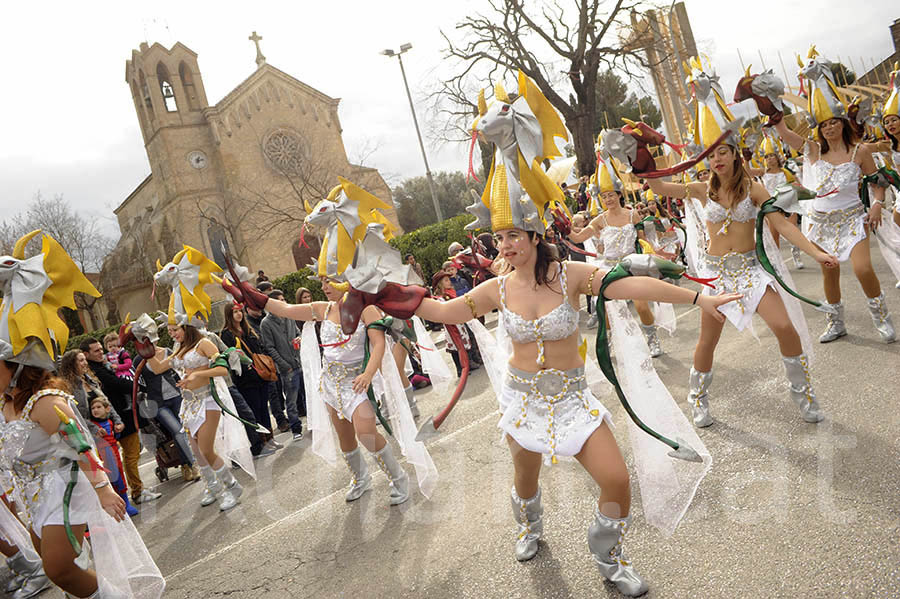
817;118;859;155
174;324;204;358
3;362;69;414
707;145;751;203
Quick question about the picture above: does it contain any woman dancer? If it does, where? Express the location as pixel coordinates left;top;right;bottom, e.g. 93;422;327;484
644;56;838;427
569;160;669;356
747;133;805;269
0;230;164;599
143;246;255;511
340;73;741;597
763;48;896;343
879;64;900;287
223;177;437;505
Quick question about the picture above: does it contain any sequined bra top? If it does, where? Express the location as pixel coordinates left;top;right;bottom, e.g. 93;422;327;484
500;262;579;365
321;303;367;363
0;390;74;526
810;144;862;212
704;194;757;225
598;211;637;259
170;348;207;373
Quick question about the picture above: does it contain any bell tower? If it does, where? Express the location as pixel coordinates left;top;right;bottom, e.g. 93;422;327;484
125;42;219;207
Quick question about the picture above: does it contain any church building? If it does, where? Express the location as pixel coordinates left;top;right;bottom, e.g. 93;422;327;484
99;36;397;324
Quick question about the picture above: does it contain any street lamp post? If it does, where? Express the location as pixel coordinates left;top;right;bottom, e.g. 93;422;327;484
382;43;443;222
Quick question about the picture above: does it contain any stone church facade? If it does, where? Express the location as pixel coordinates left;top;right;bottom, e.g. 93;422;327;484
100;40;398;325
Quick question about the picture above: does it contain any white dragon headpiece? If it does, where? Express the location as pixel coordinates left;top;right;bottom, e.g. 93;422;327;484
154;246;222;327
0;230;100;370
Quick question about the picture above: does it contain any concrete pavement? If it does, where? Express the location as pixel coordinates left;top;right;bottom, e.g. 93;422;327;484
31;248;900;598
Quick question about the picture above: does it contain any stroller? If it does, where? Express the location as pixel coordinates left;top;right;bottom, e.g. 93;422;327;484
137;392;189;482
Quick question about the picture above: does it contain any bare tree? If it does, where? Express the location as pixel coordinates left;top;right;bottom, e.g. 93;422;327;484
440;0;656;177
425;77;496;179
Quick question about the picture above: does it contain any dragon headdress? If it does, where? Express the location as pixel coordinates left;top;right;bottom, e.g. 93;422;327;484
466;70;570;233
0;230;100;371
685;55;741;149
303;176;392;282
154;246;222;327
883;62;899;121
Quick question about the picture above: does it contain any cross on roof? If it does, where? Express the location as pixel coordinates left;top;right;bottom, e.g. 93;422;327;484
249;31;266;68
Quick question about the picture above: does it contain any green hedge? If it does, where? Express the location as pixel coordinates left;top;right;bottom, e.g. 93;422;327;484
270;268;326;304
389;214;482;284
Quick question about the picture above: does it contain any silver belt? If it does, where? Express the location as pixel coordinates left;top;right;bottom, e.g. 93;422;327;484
506;366;587;397
702;250;758;272
808;204;865;224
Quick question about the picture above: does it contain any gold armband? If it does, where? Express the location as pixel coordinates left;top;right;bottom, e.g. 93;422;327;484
683;182;691;199
463;293;478;320
585;268;600;296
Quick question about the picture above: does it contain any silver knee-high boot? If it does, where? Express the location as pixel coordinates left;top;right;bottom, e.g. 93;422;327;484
6;552;51;599
866;293;897;343
791;245;804;269
404;385;420;419
215;464;243;511
587;507;648;597
371;444;409;505
639;324;662;357
511;486;543;562
199;465;222;507
782;354;824;423
819;301;847;343
687;367;713;428
342;447;372;502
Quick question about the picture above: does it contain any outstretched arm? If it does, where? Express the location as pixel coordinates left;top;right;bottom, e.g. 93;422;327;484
565;260;741;324
261;299;327;322
646;177;707;201
568;216;602;243
415;279;499;324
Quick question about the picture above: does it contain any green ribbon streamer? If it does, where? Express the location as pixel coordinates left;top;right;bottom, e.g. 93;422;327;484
755;197;828;309
63;462;81;555
208;348;268;430
360;317;397;436
594;263;689;455
859;166;900;209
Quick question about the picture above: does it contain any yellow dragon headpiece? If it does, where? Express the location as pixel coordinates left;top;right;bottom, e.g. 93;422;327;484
797;45;849;126
685;55;739;149
303;176;392;281
0;230;100;371
154;246;223;327
466;70;569;233
883;62;899;121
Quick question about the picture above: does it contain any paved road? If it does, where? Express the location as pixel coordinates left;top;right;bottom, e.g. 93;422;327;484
35;249;900;598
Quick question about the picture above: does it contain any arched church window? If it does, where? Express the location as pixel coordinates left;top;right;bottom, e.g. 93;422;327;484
179;62;199;111
157;63;178;113
139;71;154;121
262;129;307;175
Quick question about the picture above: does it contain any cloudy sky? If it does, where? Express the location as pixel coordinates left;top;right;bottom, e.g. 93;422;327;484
1;0;896;239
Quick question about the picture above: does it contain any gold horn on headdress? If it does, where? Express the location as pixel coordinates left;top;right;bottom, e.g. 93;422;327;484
12;230;41;260
477;88;488;116
494;83;510;103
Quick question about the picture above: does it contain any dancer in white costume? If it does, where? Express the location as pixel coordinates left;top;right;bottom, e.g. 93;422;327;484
747;132;806;269
137;246;256;512
222;176;438;505
569;159;673;357
642;55;838;427
337;71;740;597
0;230;164;599
763;47;897;343
878;61;900;288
